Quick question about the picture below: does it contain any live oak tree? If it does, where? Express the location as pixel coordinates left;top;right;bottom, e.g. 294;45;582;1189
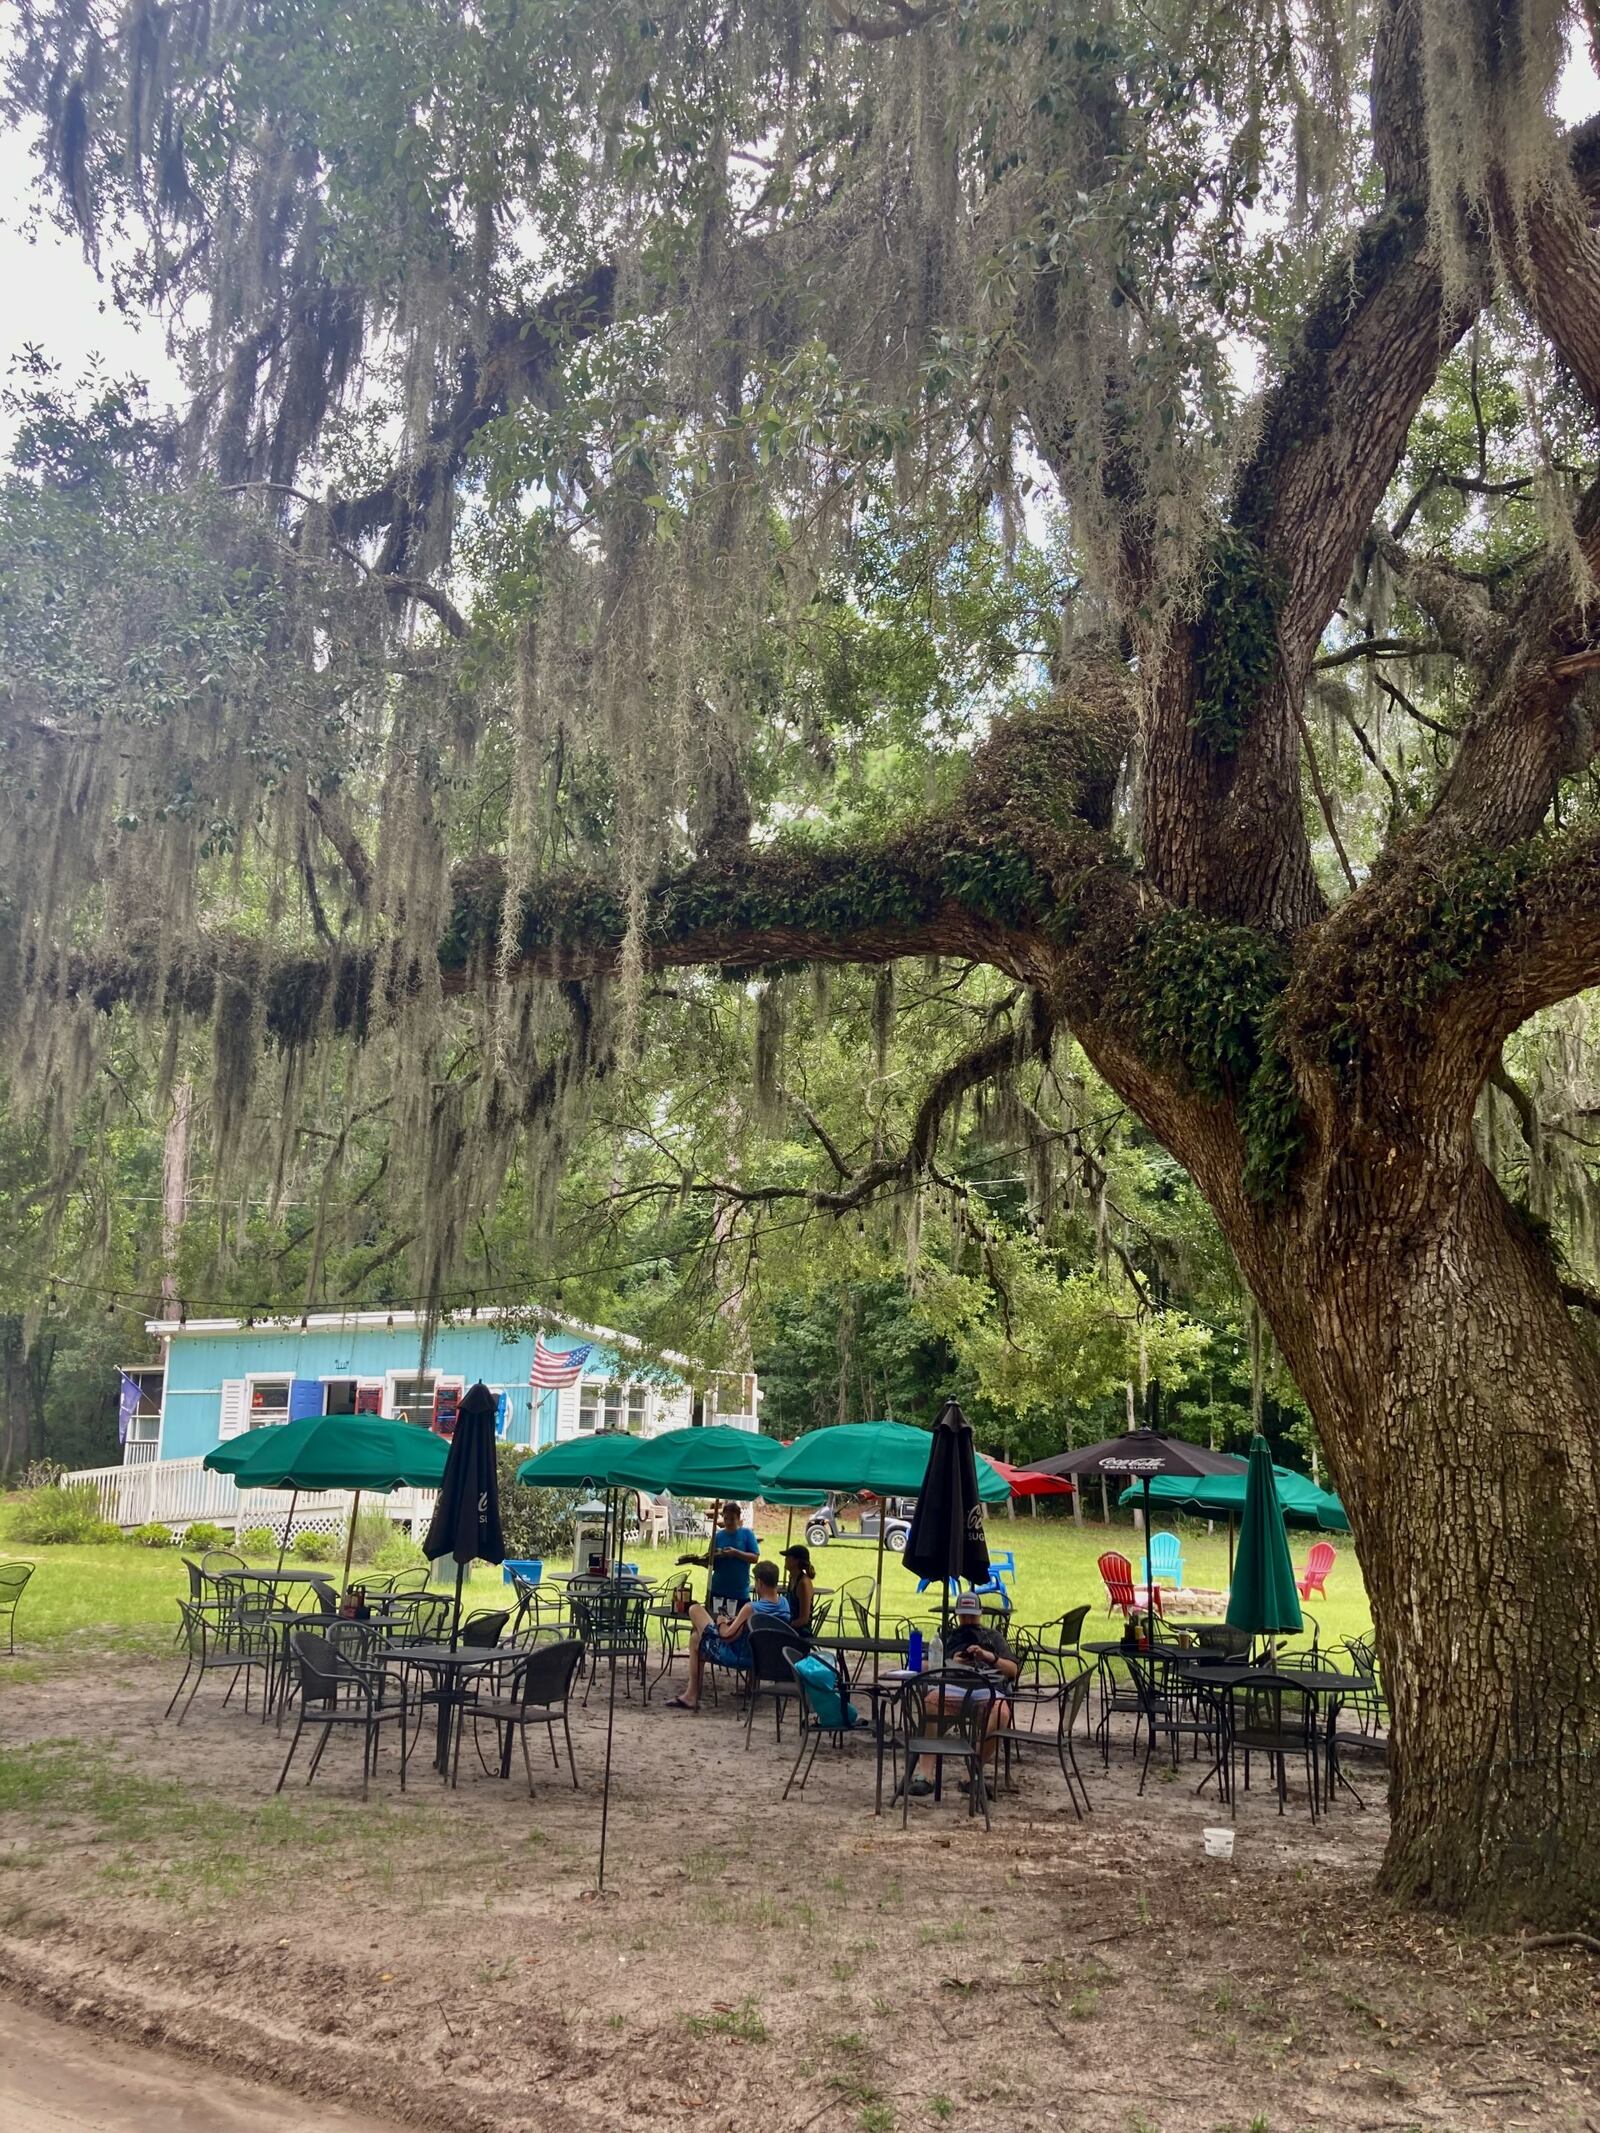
9;0;1600;1922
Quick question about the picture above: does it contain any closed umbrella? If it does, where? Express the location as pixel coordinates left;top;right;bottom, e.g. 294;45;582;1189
903;1400;990;1639
204;1410;450;1585
423;1382;505;1645
1024;1427;1239;1642
1225;1433;1303;1657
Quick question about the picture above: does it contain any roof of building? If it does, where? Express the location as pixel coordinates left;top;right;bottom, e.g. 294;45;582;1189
141;1304;701;1373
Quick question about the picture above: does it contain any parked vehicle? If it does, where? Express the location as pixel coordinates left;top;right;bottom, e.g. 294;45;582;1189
804;1493;915;1552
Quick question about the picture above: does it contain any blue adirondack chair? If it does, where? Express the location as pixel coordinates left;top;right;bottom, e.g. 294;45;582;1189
1148;1531;1184;1588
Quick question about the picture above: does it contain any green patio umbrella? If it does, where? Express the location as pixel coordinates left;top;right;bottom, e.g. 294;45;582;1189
1120;1464;1349;1533
616;1426;823;1600
620;1424;781;1497
1225;1434;1303;1656
514;1431;647;1490
763;1421;1010;1503
204;1411;449;1589
764;1422;1009;1641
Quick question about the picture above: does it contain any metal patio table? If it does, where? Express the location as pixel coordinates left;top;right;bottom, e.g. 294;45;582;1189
379;1642;503;1778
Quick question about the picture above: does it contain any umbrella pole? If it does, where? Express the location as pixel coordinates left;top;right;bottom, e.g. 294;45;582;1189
596;1486;621;1895
273;1488;299;1574
339;1488;361;1597
872;1512;888;1690
1143;1477;1157;1646
449;1559;465;1651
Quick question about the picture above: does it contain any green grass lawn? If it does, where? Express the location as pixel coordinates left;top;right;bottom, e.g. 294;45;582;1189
1;1509;1371;1665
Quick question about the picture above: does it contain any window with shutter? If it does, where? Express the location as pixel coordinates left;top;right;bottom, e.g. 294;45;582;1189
218;1379;248;1440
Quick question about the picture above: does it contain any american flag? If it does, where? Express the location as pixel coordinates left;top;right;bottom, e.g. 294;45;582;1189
531;1335;591;1390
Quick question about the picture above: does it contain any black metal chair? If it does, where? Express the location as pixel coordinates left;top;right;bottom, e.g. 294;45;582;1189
277;1631;410;1798
1016;1603;1091;1733
743;1624;801;1749
166;1597;272;1722
990;1664;1094;1819
1093;1648;1147;1766
452;1638;585;1793
1126;1654;1228;1798
837;1577;877;1637
0;1561;35;1655
648;1573;696;1689
898;1673;992;1829
568;1585;651;1704
780;1645;879;1799
1231;1678;1320;1818
460;1608;510;1648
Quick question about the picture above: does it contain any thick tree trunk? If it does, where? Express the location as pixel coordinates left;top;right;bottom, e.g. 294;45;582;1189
1251;1147;1600;1926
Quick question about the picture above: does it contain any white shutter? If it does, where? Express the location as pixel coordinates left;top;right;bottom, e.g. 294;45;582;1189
218;1379;248;1440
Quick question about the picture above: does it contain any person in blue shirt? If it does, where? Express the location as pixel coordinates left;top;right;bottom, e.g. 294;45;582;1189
667;1559;789;1711
705;1501;760;1605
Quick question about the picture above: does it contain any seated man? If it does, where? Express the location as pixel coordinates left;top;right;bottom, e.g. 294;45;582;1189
902;1590;1018;1797
666;1559;790;1712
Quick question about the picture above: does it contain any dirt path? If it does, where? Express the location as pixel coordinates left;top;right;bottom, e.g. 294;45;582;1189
0;1996;405;2132
1;1652;1597;2133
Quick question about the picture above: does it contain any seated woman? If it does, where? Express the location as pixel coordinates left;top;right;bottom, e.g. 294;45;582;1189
666;1560;789;1711
781;1543;817;1636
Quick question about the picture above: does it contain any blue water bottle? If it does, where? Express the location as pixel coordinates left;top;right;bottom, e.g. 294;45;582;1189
907;1628;924;1673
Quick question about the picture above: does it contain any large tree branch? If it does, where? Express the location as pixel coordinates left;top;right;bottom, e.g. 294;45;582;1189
325;264;617;566
1470;828;1600;1048
1143;175;1479;929
55;688;1143;1046
1492;116;1600;419
1422;479;1600;850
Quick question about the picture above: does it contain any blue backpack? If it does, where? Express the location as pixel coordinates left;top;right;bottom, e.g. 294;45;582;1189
793;1653;858;1731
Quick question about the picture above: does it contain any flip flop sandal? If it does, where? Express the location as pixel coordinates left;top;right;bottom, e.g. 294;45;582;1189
665;1696;699;1712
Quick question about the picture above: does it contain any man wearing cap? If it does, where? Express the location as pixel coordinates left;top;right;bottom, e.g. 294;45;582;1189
901;1591;1018;1797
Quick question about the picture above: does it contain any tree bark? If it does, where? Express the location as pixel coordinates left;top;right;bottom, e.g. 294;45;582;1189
1227;1130;1600;1925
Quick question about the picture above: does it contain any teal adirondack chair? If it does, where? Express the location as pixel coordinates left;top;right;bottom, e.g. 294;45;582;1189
1148;1531;1184;1588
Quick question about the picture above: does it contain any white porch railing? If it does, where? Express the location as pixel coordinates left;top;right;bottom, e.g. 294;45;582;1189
63;1455;439;1538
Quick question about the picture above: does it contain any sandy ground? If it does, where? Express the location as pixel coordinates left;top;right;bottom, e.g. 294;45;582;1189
0;1995;405;2131
0;1646;1596;2133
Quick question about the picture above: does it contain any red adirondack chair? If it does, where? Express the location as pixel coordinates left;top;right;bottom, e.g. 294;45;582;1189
1097;1550;1163;1620
1297;1541;1336;1600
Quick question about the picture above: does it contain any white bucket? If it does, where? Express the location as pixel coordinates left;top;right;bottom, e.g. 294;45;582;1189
1202;1827;1235;1861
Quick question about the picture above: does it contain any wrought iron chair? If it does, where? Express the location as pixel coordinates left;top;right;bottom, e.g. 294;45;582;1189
452;1638;585;1793
568;1585;651;1704
897;1672;992;1829
0;1561;34;1655
990;1663;1094;1819
276;1631;410;1798
743;1623;801;1749
166;1597;272;1722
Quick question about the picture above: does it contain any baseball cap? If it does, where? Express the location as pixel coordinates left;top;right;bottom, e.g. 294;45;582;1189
954;1592;982;1617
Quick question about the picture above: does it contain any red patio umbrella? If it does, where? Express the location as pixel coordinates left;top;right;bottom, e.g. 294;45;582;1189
988;1460;1075;1499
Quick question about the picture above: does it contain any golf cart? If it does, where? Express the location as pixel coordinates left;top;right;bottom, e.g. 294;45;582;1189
804;1493;915;1551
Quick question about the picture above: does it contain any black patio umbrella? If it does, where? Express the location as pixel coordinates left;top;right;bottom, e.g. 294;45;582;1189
903;1399;991;1644
422;1381;505;1647
1023;1428;1239;1642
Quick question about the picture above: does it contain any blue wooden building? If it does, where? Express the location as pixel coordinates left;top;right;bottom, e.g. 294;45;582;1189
71;1310;759;1534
